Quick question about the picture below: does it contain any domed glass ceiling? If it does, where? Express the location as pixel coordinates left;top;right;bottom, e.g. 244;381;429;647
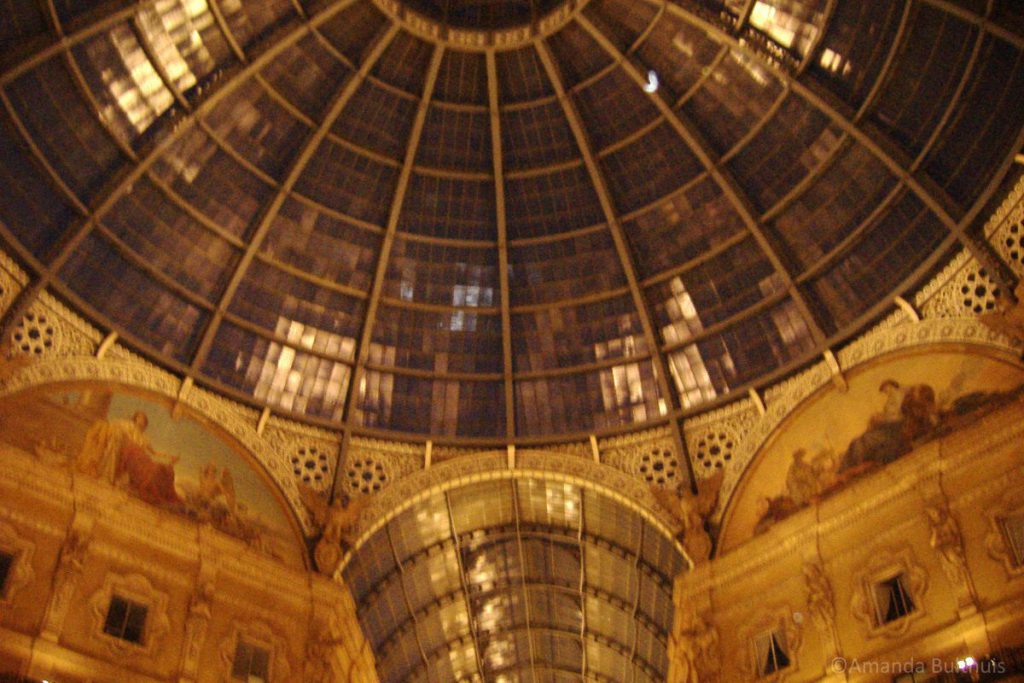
1;0;1023;441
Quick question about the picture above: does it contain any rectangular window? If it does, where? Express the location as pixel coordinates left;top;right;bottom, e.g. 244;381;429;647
103;595;148;644
232;640;270;682
753;629;790;676
1001;515;1024;566
874;574;915;625
0;551;13;595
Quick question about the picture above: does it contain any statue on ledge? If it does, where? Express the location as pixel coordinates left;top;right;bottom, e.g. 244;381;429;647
299;484;367;575
653;470;723;564
980;279;1024;345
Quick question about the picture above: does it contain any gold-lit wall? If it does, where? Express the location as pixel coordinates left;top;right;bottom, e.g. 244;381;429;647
0;441;379;683
668;388;1024;682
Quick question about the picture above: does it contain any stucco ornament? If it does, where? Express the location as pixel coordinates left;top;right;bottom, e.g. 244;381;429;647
979;280;1024;346
298;483;368;575
671;607;719;683
925;502;975;607
88;572;171;658
653;470;723;563
850;547;929;639
0;521;35;609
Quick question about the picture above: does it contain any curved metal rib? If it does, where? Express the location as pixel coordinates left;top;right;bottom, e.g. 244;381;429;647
187;22;402;372
0;0;363;337
486;49;518;440
533;39;694;492
574;11;828;351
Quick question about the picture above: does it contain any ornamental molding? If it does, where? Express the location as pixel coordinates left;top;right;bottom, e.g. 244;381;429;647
916;250;1005;321
342;436;421;497
264;419;342;497
87;571;171;659
6;297;97;359
431;444;480;463
90;544;196;590
0;256;25;321
0;442;77;507
983;173;1024;277
0;520;35;607
540;440;592;458
598;425;688;489
849;546;929;640
0;504;65;539
736;604;802;682
984;485;1024;579
218;618;293;683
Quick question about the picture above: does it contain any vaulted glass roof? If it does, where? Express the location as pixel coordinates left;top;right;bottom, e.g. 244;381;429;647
2;0;1023;441
343;477;686;682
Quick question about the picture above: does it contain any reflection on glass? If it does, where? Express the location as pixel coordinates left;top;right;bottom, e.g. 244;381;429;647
819;47;853;76
661;277;726;408
94;25;175;134
137;0;220;93
748;0;824;58
356;365;394;428
244;316;352;418
591;313;664;422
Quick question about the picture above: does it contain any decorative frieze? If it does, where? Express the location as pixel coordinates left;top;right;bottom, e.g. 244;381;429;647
984;173;1024;277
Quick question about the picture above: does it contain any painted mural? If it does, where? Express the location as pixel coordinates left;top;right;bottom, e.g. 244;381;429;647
0;385;302;565
719;351;1024;551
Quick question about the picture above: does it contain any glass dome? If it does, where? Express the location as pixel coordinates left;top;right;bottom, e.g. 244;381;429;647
1;0;1023;441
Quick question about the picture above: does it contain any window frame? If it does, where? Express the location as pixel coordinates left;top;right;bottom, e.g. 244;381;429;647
0;550;14;598
88;572;170;657
999;514;1024;567
753;628;791;677
102;593;150;645
873;573;916;626
231;638;272;682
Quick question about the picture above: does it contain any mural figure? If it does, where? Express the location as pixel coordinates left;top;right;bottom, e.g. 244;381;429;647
785;449;820;507
840;380;938;471
755;365;1023;535
0;388;302;564
78;410;182;506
